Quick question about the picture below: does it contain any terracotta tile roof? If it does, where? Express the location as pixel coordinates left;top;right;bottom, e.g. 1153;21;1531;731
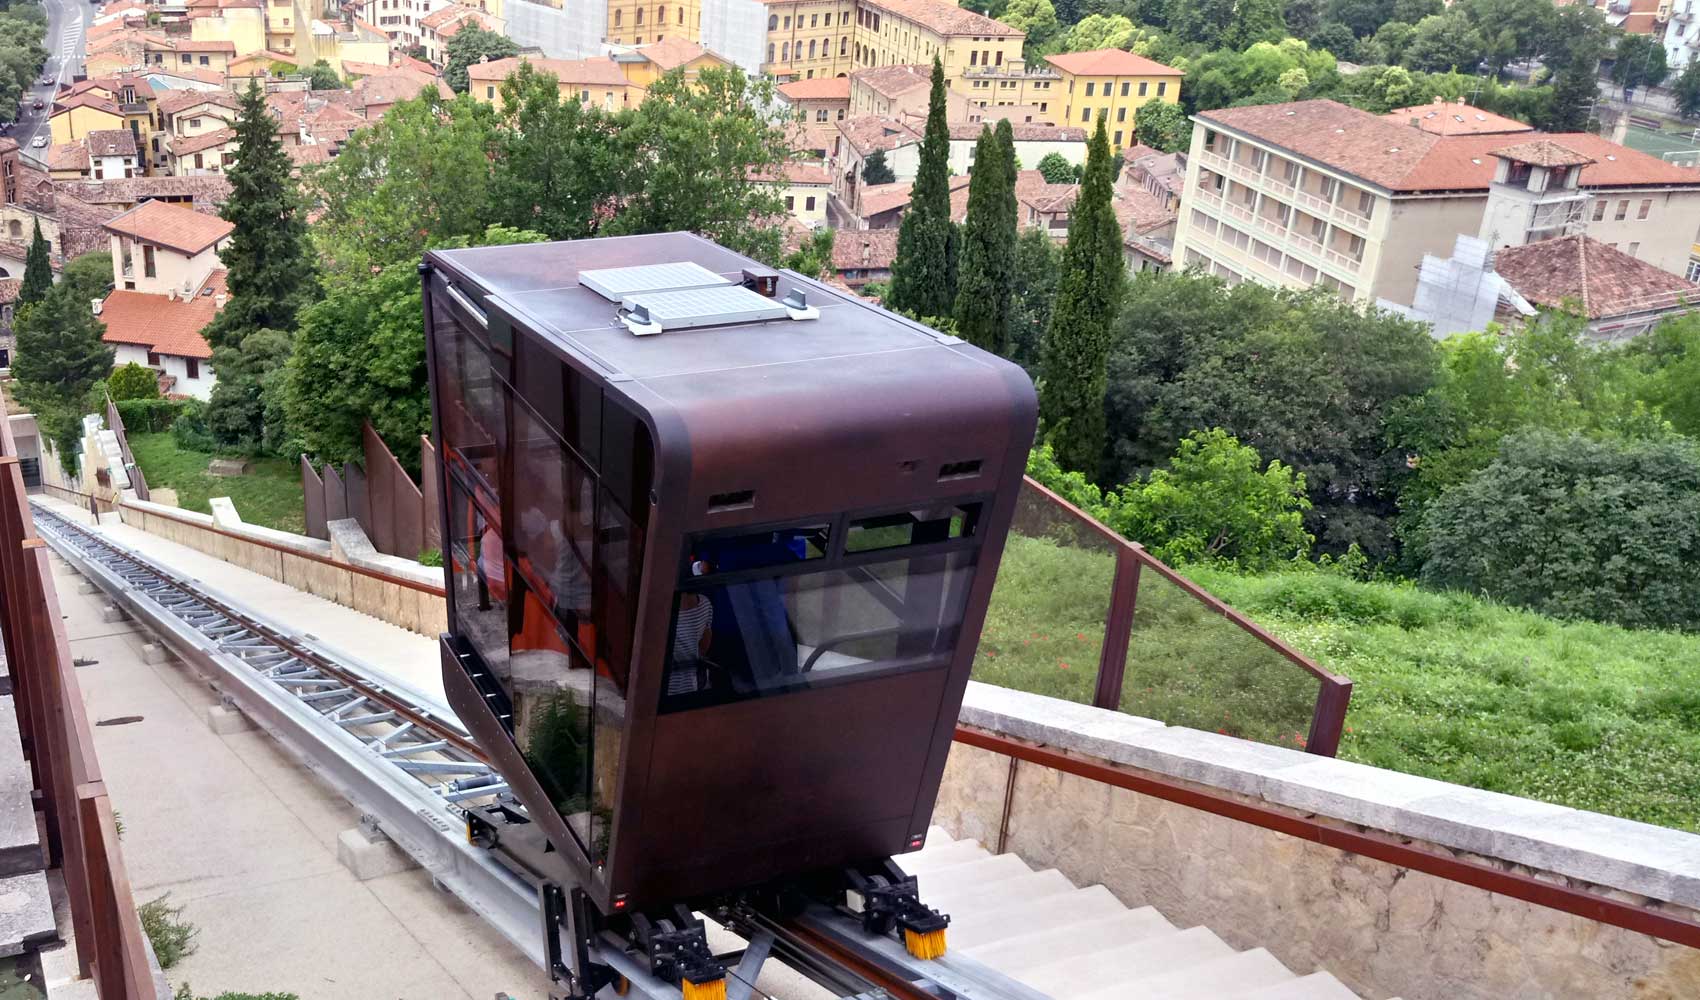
0;239;61;269
465;55;628;87
47;142;89;172
1494;236;1700;320
836;115;920;157
228;49;301;69
1012;169;1077;212
285;143;335;167
102;198;233;254
157;88;240;115
850;64;930;100
98;270;225;359
354;67;452;108
946;121;1087;143
57;174;233;206
778;76;850;101
1491;138;1595;168
633;37;721;71
52;93;123;117
860;0;1020;36
831;228;899;270
1199;99;1700;193
864;172;972;218
1384;100;1534;136
86;129;137;157
1042;49;1181;77
751;160;832;185
1112;186;1175;234
391;53;440;76
168;128;237;157
419;3;471;29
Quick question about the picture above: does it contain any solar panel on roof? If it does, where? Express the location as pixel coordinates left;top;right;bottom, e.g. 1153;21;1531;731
579;261;731;302
623;285;791;331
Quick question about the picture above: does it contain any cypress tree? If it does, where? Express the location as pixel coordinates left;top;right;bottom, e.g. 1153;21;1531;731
888;57;956;317
18;218;52;309
1039;117;1125;475
204;78;316;352
953;125;1017;354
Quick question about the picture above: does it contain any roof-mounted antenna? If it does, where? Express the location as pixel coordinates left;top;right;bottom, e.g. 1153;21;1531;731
782;288;819;321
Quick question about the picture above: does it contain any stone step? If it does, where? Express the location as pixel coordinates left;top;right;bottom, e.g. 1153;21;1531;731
948;884;1128;950
1230;972;1365;1000
962;905;1177;975
898;838;988;875
928;867;1074;915
0;870;56;958
1119;948;1297;1000
911;853;1033;899
1020;924;1233;995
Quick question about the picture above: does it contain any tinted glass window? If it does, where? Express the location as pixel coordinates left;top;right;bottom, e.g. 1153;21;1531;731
660;546;977;713
513;643;598;859
845;502;980;554
514;334;600;466
447;478;507;679
510;396;595;634
432;298;504;489
594;489;644;695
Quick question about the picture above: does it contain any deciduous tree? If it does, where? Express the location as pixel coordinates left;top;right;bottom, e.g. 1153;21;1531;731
443;25;518;93
1612;33;1669;92
306;59;342;90
1036;151;1077;183
487;62;622;240
1134;97;1191;151
1000;0;1060;51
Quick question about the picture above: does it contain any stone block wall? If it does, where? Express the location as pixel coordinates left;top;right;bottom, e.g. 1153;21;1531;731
935;685;1700;1000
118;500;449;638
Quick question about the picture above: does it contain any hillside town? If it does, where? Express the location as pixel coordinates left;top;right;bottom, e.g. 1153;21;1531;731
0;0;1698;997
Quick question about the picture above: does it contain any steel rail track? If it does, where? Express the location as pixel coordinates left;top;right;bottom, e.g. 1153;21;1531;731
32;502;1053;1000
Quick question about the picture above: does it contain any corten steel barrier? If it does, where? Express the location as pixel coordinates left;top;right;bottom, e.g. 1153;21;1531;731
103;397;150;503
302;424;441;560
0;427;155;996
986;477;1352;757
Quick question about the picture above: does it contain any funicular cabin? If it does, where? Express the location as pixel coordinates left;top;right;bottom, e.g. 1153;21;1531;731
422;233;1036;991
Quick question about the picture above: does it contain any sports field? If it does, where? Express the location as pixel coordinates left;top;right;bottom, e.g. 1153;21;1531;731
1620;121;1700;163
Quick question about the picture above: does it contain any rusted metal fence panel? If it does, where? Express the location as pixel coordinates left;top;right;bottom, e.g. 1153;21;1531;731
301;458;328;540
977;476;1352;757
301;425;437;561
0;408;156;996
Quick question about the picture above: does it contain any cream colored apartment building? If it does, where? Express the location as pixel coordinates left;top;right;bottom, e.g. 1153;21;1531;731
1172;99;1700;308
606;0;701;46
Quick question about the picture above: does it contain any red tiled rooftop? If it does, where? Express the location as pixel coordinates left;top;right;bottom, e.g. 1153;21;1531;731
465;55;628;86
99;270;226;359
859;0;1020;36
1043;49;1181;77
779;76;851;102
1494;235;1700;320
1384;99;1534;136
102;198;233;254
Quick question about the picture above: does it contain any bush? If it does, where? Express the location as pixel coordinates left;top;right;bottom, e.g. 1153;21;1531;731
1420;431;1700;630
170;400;217;453
138;895;197;969
114;397;187;434
107;362;160;401
174;987;298;1000
417;548;443;567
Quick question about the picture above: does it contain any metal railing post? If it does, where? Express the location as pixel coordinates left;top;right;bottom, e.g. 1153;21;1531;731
1092;546;1141;711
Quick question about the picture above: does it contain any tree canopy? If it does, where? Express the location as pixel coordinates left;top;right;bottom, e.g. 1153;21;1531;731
888;59;958;317
443;25;518;93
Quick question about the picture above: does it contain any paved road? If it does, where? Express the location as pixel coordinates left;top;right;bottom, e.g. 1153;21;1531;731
14;0;88;156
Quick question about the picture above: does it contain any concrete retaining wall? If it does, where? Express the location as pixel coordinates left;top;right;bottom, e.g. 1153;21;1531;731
118;499;448;638
935;684;1700;1000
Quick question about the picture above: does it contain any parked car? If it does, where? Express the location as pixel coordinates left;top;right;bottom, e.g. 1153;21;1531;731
31;99;43;110
30;136;46;148
37;76;51;86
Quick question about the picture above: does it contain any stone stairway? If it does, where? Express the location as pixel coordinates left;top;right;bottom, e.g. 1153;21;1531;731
903;828;1367;1000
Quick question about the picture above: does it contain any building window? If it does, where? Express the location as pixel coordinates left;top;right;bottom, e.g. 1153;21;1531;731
4;221;16;239
658;5;665;22
1687;259;1700;281
786;195;795;210
1592;199;1606;221
1616;198;1629;220
143;244;156;278
1117;107;1126;122
636;7;643;22
147;351;160;366
816;108;828;122
187;358;199;379
1085;82;1094;96
971;50;978;65
487;85;496;98
767;13;776;28
190;117;202;128
782;42;789;59
1082;108;1090;121
200;55;210;65
1138;80;1148;97
1629;241;1641;256
810;13;818;25
1638;198;1652;220
809;39;816;57
1114;130;1122;146
805;196;816;210
767;43;774;62
841;36;847;55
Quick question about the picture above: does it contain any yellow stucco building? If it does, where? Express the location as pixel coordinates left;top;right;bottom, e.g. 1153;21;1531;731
762;0;856;80
613;37;731;87
1043;49;1182;154
467;55;639;112
605;0;701;46
852;0;1023;88
50;95;127;145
